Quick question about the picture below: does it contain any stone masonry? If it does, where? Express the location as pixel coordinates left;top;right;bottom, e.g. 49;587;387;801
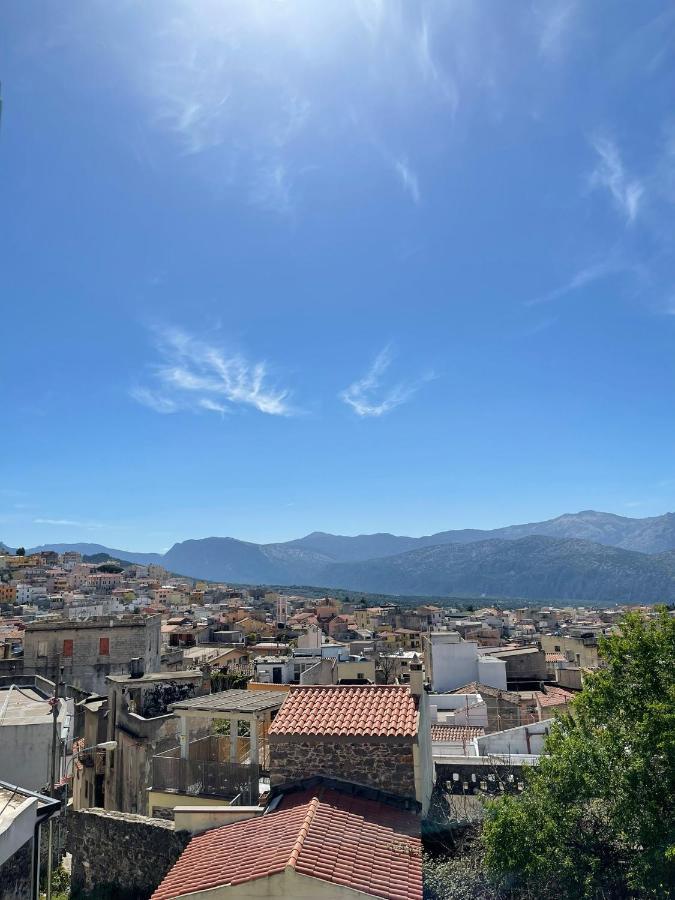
270;735;417;801
23;616;161;695
67;807;190;900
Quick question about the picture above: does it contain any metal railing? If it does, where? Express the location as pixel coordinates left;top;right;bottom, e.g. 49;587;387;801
152;736;259;804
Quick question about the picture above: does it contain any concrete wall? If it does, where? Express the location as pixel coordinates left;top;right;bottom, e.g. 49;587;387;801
429;694;489;729
67;807;191;900
476;720;550;756
429;634;506;692
0;699;73;792
498;649;547;682
23;616;162;695
270;735;417;801
148;791;234;819
476;656;507;690
173;805;263;834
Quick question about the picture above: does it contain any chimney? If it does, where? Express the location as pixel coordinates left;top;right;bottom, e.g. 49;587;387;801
128;657;144;679
409;659;425;697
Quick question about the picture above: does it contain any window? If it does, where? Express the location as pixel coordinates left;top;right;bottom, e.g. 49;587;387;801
37;641;47;658
63;639;73;658
99;637;110;656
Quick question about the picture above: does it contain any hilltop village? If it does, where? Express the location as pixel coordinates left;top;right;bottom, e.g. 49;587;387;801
0;548;665;899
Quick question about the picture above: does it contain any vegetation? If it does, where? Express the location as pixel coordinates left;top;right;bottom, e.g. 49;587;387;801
210;669;250;692
95;563;124;574
41;865;70;900
15;546;25;556
425;609;674;899
481;608;675;899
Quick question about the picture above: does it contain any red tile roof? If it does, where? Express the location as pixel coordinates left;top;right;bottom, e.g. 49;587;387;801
430;725;485;742
537;686;575;708
269;685;418;738
151;788;422;900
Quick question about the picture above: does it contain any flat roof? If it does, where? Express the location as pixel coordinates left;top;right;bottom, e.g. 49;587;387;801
0;686;54;725
107;670;203;684
170;689;286;714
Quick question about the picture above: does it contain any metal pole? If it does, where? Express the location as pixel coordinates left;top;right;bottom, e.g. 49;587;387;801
46;660;61;900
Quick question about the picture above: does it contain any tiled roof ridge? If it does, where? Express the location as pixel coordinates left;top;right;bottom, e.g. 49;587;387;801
290;683;408;690
286;796;320;870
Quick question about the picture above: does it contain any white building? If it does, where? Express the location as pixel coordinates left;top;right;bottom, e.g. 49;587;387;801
427;632;507;693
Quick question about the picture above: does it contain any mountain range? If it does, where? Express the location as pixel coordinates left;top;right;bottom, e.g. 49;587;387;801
16;510;675;603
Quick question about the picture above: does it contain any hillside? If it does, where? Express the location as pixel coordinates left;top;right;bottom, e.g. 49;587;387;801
15;509;675;602
319;536;675;603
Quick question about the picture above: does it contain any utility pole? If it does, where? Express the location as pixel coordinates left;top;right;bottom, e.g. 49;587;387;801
46;658;62;900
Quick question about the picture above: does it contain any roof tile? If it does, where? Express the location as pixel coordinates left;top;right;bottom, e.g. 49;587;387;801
151;788;422;900
269;685;418;738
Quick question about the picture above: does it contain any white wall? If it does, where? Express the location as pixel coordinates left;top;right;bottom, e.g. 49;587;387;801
429;633;506;692
429;694;489;729
477;656;507;690
477;720;550;757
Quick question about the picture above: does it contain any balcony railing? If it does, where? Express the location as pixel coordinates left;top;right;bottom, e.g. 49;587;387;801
152;735;259;805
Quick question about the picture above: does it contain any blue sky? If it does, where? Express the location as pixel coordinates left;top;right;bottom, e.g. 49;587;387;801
2;1;675;551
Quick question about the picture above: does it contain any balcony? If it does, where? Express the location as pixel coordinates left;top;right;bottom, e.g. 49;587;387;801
151;735;260;805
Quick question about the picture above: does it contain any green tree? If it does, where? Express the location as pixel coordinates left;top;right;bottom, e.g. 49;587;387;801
15;546;25;556
482;608;675;899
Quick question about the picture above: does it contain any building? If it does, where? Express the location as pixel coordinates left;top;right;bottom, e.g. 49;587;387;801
489;646;547;685
427;632;507;693
23;615;162;695
150;782;422;900
71;695;109;811
450;682;525;732
540;632;603;669
0;584;17;604
104;669;209;815
149;689;286;819
0;681;73;792
269;672;434;813
0;780;61;900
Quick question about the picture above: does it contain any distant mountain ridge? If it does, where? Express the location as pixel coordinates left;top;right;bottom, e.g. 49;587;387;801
13;510;675;603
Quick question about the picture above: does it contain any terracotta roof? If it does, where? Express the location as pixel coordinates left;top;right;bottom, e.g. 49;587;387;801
269;685;418;738
545;652;567;663
537;687;575;708
430;725;485;742
151;788;422;900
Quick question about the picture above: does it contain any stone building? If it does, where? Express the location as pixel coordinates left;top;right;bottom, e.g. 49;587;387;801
269;672;434;813
22;615;162;695
103;669;209;815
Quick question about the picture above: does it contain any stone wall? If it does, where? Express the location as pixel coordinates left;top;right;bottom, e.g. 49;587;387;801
270;735;417;800
0;839;32;900
67;807;191;900
23;616;161;695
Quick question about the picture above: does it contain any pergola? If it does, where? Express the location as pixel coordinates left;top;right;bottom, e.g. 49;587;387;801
169;689;286;769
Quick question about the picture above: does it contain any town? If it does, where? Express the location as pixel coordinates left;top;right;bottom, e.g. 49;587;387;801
0;546;665;899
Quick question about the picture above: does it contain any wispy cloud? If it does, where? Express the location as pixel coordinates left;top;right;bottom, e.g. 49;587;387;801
392;158;420;204
130;387;178;414
340;345;431;418
590;137;644;224
34;518;104;529
132;327;294;418
526;259;620;306
535;0;578;60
